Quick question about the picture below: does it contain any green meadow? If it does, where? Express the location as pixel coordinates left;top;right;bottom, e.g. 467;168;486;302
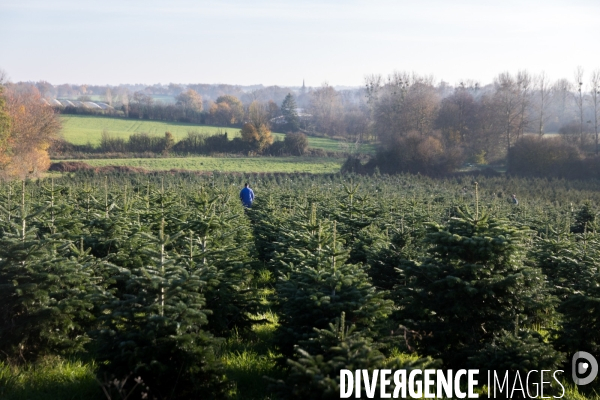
59;115;374;153
65;156;345;173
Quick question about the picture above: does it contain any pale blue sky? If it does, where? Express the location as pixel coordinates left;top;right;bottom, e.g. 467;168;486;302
1;0;598;87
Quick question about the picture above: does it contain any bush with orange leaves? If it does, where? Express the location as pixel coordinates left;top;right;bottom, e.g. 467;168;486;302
240;122;274;153
507;136;585;178
376;131;464;176
0;85;60;180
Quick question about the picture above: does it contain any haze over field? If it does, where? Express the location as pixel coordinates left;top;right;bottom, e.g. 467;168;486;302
1;0;599;87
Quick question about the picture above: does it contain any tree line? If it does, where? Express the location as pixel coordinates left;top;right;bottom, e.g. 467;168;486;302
5;66;600;178
19;67;600;154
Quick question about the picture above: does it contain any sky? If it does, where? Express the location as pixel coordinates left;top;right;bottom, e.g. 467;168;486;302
1;0;599;88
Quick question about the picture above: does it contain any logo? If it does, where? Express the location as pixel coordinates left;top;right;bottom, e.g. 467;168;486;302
572;351;598;386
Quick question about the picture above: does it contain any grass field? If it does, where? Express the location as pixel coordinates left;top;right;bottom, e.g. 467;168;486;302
59;115;375;153
65;156;345;173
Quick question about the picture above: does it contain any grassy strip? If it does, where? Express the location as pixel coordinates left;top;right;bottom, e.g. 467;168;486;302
58;115;375;153
0;358;101;400
222;311;283;400
2;353;598;399
62;156;344;173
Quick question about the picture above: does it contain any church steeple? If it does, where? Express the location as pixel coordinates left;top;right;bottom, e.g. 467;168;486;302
301;79;306;95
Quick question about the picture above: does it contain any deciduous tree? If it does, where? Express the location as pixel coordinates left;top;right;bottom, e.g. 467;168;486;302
590;69;600;154
533;72;553;136
2;86;60;179
0;83;11;168
493;72;521;157
573;66;586;146
176;89;203;112
248;100;270;130
240;122;273;152
214;95;244;124
309;83;343;137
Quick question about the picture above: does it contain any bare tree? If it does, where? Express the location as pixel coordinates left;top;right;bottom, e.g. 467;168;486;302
364;74;383;142
436;83;478;146
590;69;600;155
533;72;553;136
573;66;586;146
402;75;438;136
121;90;129;117
247;100;270;130
515;70;532;140
552;78;572;128
0;69;8;85
493;72;521;156
105;87;113;107
309;83;343;137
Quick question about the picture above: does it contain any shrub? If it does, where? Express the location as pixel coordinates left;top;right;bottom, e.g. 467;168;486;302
266;139;287;155
284;132;309;156
375;131;464;176
508;136;582;177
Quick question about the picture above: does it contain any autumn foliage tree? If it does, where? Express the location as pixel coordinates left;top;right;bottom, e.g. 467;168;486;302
240;122;273;153
1;85;60;179
208;95;244;126
0;85;11;168
175;89;203;122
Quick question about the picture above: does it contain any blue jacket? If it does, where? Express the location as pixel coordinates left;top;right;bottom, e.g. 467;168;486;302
240;187;255;207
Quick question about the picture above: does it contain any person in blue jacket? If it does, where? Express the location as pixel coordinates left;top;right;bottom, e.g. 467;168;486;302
240;183;255;208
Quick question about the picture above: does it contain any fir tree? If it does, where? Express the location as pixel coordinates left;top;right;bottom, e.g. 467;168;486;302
281;93;300;132
533;231;598;300
535;231;600;356
274;212;393;357
95;219;227;399
469;330;564;396
271;313;438;400
0;183;102;361
557;278;600;356
330;182;381;264
180;190;258;336
571;202;597;233
400;198;557;369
